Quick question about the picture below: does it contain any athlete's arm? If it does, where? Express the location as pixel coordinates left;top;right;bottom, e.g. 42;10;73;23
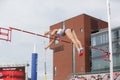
45;39;55;49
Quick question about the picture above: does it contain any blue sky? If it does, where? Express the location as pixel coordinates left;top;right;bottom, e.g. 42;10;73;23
0;0;120;80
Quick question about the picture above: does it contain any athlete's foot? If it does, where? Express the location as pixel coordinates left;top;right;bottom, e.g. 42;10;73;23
78;48;83;56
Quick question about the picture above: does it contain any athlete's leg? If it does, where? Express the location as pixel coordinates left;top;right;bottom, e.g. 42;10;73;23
71;30;82;48
65;29;79;49
50;29;58;35
71;29;83;56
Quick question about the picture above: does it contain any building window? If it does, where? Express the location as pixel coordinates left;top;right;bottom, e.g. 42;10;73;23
101;32;109;44
90;19;99;33
91;28;120;71
91;36;96;46
112;30;119;41
54;66;57;76
96;35;102;45
118;30;120;39
80;28;83;32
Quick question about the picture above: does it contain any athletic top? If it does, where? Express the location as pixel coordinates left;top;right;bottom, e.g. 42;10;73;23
56;28;72;37
56;28;65;37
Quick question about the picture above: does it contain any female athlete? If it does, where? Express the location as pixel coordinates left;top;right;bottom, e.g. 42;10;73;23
44;28;83;56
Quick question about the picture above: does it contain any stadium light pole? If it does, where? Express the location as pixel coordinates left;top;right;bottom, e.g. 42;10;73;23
106;0;113;80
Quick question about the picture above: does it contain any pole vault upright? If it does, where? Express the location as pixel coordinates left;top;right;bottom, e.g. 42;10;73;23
106;0;113;80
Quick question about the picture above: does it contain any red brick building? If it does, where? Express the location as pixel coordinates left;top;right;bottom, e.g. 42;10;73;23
50;14;108;80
